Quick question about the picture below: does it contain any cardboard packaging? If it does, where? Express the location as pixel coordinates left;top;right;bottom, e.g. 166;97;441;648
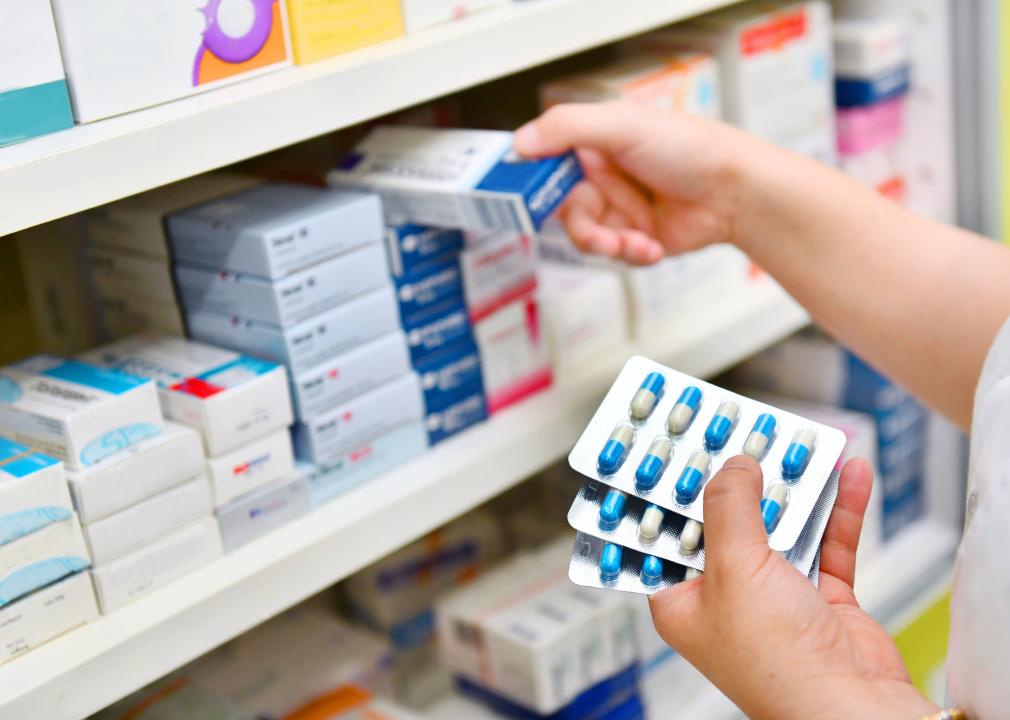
473;295;552;413
216;473;309;551
205;429;295;508
401;0;508;34
0;515;90;607
385;224;464;279
460;230;538;322
0;438;74;543
287;0;403;64
0;571;98;666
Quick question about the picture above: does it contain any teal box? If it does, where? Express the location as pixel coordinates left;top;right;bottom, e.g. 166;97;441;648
0;80;74;147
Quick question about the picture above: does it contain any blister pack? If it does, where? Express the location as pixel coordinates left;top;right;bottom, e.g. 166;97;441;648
567;356;846;553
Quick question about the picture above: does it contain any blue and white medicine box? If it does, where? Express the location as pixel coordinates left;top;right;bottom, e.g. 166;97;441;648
82;336;292;457
0;514;90;608
425;391;488;446
394;258;466;326
328;126;583;235
834;64;910;108
415;339;485;413
167;183;384;279
0;2;73;147
403;298;475;365
0;437;73;546
0;357;163;472
386;224;465;279
216;473;310;552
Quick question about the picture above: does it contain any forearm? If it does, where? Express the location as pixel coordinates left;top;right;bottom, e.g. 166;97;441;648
728;137;1010;429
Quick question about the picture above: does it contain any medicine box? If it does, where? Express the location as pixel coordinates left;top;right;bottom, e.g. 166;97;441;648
87;174;261;260
303;421;429;507
403;298;474;365
0;515;90;607
188;285;401;376
82;475;213;566
385;224;464;279
424;391;487;446
293;373;424;464
168;183;383;279
0;438;74;544
87;247;179;305
216;473;309;552
0;1;73;146
92;515;222;613
473;296;552;413
175;242;390;327
291;331;411;421
832;18;909;79
461;231;538;322
82;337;292;457
205;429;295;508
328;126;583;235
0;571;98;666
97;295;188;339
415;340;484;413
287;0;403;65
401;0;508;34
66;421;204;525
0;356;163;471
49;0;292;122
394;259;465;325
541;51;721;119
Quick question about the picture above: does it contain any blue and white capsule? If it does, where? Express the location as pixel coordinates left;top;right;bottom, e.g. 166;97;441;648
630;372;665;421
667;386;703;435
641;555;663;587
635;436;672;491
704;399;740;452
599;543;623;583
598;423;635;474
675;450;711;505
679;519;703;554
761;483;790;534
638;504;665;543
598;489;627;531
742;413;777;460
781;426;817;479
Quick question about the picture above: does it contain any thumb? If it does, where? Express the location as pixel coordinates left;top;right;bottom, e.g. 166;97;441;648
701;455;770;574
514;102;639;159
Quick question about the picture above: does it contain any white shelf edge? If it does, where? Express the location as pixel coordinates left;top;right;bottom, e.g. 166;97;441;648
0;279;806;720
0;0;746;238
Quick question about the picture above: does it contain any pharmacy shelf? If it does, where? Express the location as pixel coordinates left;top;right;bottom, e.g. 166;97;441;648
0;278;805;719
0;0;747;239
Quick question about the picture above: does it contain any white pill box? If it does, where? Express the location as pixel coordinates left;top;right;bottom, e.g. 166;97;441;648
0;437;74;543
66;422;203;525
175;243;390;328
328;126;582;235
832;18;909;79
92;515;222;613
461;230;538;322
82;475;213;566
81;336;292;457
0;515;90;607
168;183;384;279
205;429;295;508
0;356;163;471
568;356;846;552
304;421;429;507
87;247;178;304
294;374;424;465
216;474;309;552
473;295;552;414
0;571;98;666
291;332;411;421
187;285;400;376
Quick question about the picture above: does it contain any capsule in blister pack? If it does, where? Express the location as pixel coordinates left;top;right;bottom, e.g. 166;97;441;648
569;532;688;595
567;356;846;553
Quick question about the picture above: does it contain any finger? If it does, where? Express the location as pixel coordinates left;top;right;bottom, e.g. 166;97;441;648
562;184;623;257
617;229;665;265
702;455;770;573
648;579;703;652
582;165;657;236
515;102;638;158
818;458;873;604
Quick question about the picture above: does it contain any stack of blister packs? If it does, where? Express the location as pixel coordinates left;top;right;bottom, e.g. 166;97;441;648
566;356;846;595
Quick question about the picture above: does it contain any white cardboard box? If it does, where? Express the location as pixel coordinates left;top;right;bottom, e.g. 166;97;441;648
87;247;178;304
401;0;508;33
461;230;538;322
0;515;90;607
216;473;309;552
832;18;909;79
291;331;412;421
473;295;552;413
168;183;384;279
97;293;188;338
293;374;424;464
82;336;292;457
0;437;74;544
0;356;163;471
92;516;222;613
205;429;295;508
0;571;98;666
83;475;213;566
50;0;292;122
175;243;390;327
66;422;204;525
187;286;401;376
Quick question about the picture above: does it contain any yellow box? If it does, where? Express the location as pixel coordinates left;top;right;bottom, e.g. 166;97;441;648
288;0;404;64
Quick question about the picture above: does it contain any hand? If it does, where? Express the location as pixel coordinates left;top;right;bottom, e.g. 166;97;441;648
649;456;939;720
515;102;757;265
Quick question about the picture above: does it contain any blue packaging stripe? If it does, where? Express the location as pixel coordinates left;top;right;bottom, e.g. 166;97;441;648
198;355;280;382
2;453;60;478
416;339;484;413
0;508;72;546
426;392;488;446
0;557;90;607
386;224;465;279
42;360;151;395
0;438;29;462
403;299;474;364
476;151;584;230
0;79;73;148
394;261;465;322
834;65;911;108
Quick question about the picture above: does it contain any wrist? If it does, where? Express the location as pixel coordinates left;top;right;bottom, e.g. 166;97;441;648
819;678;940;720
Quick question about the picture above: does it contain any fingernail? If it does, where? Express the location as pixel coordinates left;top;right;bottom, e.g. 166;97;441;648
722;455;755;471
514;122;540;152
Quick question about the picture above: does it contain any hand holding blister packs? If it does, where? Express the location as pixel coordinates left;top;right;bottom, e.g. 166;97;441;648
567;356;845;595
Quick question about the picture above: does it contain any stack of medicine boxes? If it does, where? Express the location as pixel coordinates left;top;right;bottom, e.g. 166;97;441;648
164;183;429;506
85;174;261;339
0;436;96;663
80;337;299;553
